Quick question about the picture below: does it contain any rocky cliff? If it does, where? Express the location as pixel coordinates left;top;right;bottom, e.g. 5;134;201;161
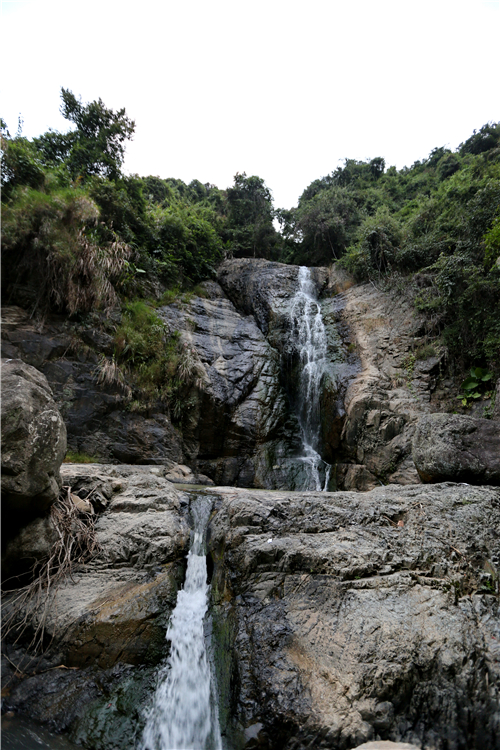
3;259;486;492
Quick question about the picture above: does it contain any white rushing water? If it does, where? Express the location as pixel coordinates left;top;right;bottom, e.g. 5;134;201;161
141;497;222;750
290;266;331;491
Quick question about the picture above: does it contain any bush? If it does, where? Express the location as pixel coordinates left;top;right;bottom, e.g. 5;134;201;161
1;185;131;314
112;300;205;420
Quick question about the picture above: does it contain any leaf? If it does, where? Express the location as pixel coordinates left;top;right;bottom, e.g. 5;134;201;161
461;377;479;390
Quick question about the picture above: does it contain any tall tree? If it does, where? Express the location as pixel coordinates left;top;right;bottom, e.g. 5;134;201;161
34;88;135;180
225;172;278;258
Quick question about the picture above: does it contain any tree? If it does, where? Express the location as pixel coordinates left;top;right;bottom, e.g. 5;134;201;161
293;186;363;265
459;122;500;156
34;88;135;180
224;172;279;258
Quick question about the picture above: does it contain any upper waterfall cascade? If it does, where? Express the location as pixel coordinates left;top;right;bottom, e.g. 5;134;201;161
290;266;331;491
141;496;222;750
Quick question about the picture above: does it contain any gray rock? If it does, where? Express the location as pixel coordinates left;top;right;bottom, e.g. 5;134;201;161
2;516;58;579
209;483;500;749
412;413;500;485
159;283;299;488
3;465;190;670
217;258;301;337
1;358;66;518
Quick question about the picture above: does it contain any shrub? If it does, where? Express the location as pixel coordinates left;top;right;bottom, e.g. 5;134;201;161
112;300;205;419
1;186;131;314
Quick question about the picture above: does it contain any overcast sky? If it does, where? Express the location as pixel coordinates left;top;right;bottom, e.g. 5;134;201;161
1;0;499;208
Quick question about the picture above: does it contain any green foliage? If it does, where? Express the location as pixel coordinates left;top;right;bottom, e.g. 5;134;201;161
34;88;135;181
330;125;500;367
459;122;500;156
113;300;203;421
293;186;363;265
149;201;223;283
1;184;131;314
339;210;402;278
64;450;99;464
415;344;436;360
224;172;281;259
1;135;46;197
484;215;500;267
457;367;494;406
2;90;498;375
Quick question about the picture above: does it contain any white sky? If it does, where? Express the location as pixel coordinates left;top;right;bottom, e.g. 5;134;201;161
1;0;499;208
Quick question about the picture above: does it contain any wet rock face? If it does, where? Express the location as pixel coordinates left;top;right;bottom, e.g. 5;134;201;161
159;281;302;488
412;413;500;485
1;358;67;523
217;258;303;339
216;260;358;486
209;484;500;749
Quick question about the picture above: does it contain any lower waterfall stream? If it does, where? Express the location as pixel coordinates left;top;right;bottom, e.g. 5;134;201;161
141;495;222;750
290;266;331;491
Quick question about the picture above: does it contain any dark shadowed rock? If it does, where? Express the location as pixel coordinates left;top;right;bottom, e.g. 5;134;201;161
412;413;500;485
353;744;420;750
1;358;66;520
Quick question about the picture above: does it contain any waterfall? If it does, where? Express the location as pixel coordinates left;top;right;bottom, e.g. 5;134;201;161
141;496;222;750
290;266;331;491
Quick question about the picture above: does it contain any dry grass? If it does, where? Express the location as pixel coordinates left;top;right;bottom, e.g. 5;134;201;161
177;344;206;389
2;188;133;316
2;487;99;661
95;353;132;398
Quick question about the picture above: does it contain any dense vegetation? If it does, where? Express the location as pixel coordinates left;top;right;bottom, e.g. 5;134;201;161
2;90;499;377
287;125;500;367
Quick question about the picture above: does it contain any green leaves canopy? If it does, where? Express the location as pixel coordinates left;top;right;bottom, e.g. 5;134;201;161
34;88;135;181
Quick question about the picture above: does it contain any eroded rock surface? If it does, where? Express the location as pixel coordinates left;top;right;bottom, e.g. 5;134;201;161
209;483;500;749
412;413;500;485
326;272;445;489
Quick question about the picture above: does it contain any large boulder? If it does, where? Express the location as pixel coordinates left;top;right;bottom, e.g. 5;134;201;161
412;413;500;485
158;280;302;488
1;358;67;519
209;483;500;749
